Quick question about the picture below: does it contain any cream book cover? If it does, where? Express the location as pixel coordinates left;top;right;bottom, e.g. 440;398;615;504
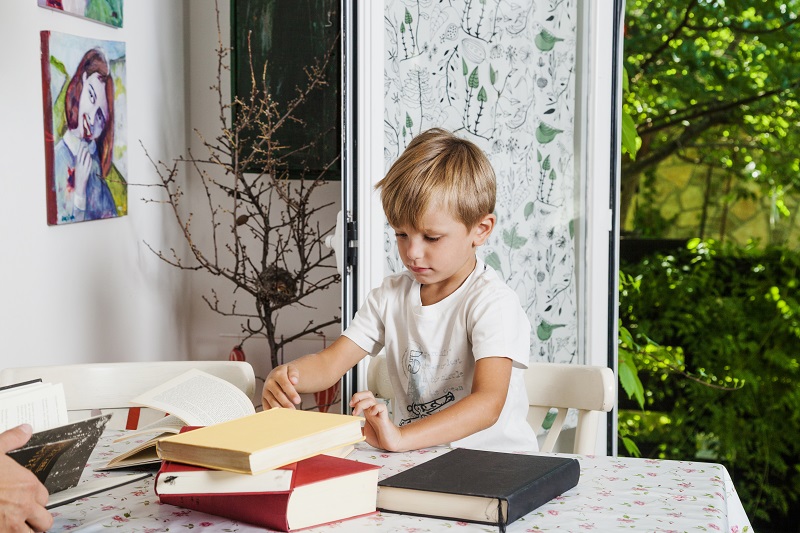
156;408;365;474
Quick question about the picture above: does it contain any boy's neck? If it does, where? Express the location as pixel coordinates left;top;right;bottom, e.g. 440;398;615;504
419;255;477;306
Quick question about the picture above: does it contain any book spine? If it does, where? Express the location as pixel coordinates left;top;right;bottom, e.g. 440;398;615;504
158;492;290;531
505;458;580;524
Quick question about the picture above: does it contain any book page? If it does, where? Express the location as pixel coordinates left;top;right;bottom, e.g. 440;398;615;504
131;369;255;426
0;382;68;432
113;414;185;442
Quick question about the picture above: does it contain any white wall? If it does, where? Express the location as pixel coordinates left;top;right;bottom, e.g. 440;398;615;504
0;2;190;367
0;0;343;390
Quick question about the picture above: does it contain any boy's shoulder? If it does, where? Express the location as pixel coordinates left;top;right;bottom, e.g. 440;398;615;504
471;257;507;286
465;258;524;304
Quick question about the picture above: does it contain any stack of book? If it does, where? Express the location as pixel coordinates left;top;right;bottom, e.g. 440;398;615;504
153;408;378;532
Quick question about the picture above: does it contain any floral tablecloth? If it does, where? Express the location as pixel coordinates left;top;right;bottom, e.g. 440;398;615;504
49;430;752;532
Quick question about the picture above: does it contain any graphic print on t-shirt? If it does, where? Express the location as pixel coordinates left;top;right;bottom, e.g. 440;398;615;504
400;391;456;426
399;345;459;426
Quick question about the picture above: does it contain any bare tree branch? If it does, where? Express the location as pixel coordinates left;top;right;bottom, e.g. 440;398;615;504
138;0;341;371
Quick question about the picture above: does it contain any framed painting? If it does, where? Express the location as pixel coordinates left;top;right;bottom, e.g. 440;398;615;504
231;0;340;178
38;0;124;28
41;31;128;225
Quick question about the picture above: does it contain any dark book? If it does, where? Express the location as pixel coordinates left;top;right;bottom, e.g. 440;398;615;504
377;448;580;531
46;472;152;509
156;453;380;532
0;378;42;391
8;414;111;494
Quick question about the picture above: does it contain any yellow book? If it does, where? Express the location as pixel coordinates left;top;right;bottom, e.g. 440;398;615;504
155;408;365;475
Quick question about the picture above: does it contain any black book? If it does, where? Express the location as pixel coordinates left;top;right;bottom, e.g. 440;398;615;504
8;414;111;494
377;448;580;531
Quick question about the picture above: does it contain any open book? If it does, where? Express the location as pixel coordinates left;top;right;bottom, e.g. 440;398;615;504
99;369;257;470
1;379;146;508
0;379;68;432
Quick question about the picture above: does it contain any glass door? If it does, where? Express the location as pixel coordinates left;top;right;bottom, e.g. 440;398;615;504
346;0;624;454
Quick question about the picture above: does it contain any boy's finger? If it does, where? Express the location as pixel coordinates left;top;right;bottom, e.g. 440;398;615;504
275;367;301;404
263;387;297;409
350;396;378;416
286;365;300;385
349;391;375;405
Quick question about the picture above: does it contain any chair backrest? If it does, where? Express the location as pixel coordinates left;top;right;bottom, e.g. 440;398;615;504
525;362;615;454
366;354;615;455
0;361;256;430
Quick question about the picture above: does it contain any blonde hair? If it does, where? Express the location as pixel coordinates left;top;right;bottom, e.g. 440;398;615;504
376;128;496;230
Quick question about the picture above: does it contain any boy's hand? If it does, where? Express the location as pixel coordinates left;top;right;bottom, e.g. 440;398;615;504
350;391;403;452
262;364;302;409
0;424;53;533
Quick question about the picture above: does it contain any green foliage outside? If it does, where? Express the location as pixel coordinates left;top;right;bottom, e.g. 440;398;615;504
618;239;800;525
618;3;800;526
621;0;800;240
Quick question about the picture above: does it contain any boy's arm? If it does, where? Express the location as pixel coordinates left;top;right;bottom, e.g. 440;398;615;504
353;356;512;452
262;336;368;410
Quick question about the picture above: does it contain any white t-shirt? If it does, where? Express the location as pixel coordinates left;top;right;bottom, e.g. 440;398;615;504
343;257;538;453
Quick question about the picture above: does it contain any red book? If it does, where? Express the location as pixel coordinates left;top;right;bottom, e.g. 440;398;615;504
156;453;380;531
155;459;296;495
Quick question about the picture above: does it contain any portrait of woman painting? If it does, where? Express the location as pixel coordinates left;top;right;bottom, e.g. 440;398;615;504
41;31;127;225
38;0;123;28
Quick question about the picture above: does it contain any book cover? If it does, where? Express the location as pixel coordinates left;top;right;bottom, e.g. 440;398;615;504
157;454;380;532
155;460;296;495
155;408;365;474
46;472;152;509
154;425;296;494
8;414;112;494
377;448;580;530
96;432;168;471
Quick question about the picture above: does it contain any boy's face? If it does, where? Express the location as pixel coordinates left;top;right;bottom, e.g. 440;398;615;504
392;204;495;299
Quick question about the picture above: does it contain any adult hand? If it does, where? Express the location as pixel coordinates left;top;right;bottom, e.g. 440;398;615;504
0;424;53;533
350;391;403;452
262;364;302;409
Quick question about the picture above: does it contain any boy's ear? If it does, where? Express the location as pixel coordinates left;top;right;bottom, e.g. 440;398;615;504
472;214;496;246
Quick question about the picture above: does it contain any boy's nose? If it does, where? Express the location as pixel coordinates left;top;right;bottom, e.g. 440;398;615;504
406;239;424;260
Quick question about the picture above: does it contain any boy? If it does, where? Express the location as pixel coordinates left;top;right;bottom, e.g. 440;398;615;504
262;128;538;454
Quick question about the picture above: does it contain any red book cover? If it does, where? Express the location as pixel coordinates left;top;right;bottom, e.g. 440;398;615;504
157;453;380;532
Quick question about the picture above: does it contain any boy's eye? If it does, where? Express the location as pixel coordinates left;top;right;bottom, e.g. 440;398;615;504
394;233;407;239
424;236;441;242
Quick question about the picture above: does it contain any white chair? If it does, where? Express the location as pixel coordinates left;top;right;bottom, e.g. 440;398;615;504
366;355;615;455
0;361;256;430
524;362;615;454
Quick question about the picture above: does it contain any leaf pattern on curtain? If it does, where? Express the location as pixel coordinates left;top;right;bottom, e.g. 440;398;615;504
384;0;578;364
